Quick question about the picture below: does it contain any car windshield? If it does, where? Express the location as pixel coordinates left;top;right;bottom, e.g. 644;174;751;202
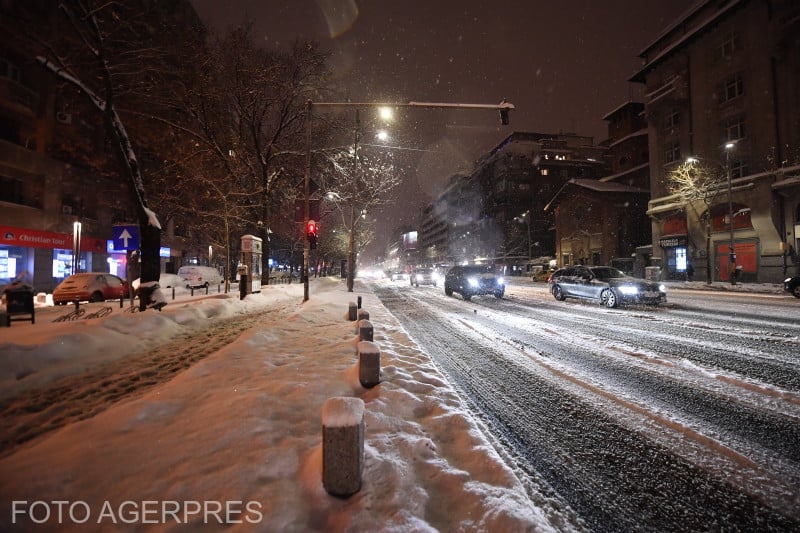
463;266;494;275
590;267;628;280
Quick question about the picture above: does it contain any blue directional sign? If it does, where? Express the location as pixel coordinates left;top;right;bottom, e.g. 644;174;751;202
112;224;139;251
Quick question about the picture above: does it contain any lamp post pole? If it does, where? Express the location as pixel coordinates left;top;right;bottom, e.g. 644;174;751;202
72;220;82;275
725;142;736;285
303;100;312;302
348;109;360;292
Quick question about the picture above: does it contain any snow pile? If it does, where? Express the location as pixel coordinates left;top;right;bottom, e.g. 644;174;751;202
0;279;555;532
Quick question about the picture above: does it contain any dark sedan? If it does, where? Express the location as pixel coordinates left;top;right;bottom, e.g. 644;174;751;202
785;275;800;298
444;265;505;301
548;265;666;308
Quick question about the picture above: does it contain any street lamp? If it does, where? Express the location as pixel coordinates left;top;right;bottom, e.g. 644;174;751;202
72;220;82;275
725;141;736;285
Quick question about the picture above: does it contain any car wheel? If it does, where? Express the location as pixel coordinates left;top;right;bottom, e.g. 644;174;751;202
444;286;453;296
462;292;472;301
494;290;504;299
792;284;800;298
89;291;104;303
552;285;566;301
601;289;619;308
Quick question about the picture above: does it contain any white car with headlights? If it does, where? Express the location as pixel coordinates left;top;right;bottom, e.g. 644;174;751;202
410;267;440;287
548;265;666;308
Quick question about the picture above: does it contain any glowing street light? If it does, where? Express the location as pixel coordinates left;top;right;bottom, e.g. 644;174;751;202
72;221;82;275
725;141;737;285
378;106;393;122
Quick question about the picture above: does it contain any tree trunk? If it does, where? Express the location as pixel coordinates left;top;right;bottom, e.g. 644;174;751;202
705;220;712;284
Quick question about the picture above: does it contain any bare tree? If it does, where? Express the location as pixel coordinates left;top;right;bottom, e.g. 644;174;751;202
321;147;403;291
144;26;334;285
11;1;203;310
667;160;726;284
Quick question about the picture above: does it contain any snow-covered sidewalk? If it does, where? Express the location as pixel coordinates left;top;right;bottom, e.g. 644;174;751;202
0;278;556;532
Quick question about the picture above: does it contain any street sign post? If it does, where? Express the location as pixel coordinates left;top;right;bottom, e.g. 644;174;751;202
112;224;139;251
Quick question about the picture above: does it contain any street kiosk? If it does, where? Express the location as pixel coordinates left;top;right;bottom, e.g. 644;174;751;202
240;234;262;294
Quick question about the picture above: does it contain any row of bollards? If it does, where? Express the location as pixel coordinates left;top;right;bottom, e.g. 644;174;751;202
321;296;380;498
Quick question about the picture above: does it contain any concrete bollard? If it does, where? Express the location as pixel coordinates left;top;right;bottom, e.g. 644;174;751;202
358;319;373;342
357;309;369;321
322;397;365;497
357;340;380;388
348;302;357;321
357;295;362;309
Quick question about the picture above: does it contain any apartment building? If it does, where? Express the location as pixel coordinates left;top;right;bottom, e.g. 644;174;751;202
631;0;800;282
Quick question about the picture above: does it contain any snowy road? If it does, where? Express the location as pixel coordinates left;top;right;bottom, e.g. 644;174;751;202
371;279;800;531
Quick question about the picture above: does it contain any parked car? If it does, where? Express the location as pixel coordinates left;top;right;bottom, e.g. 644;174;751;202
132;273;183;293
177;265;222;289
443;265;505;301
785;275;800;298
548;265;666;308
53;273;129;305
411;267;439;287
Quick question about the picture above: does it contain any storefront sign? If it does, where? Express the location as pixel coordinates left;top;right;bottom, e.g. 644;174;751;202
1;225;105;252
659;235;687;248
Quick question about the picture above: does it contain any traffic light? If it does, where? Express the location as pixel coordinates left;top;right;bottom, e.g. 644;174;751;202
499;108;509;125
498;98;511;125
306;220;318;250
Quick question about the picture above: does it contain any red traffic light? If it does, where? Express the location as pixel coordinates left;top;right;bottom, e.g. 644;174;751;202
307;220;318;249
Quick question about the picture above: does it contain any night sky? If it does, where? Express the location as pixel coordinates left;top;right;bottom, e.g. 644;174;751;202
190;0;697;253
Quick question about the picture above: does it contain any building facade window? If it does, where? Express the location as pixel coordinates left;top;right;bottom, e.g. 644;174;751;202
0;57;21;82
718;30;740;58
0;174;43;209
723;114;746;142
665;108;681;128
719;73;744;104
664;141;681;164
729;157;748;179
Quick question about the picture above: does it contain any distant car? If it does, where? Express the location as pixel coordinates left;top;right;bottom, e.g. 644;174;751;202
548;265;666;308
411;267;439;287
389;270;408;282
132;273;183;293
532;268;555;282
443;265;505;301
785;275;800;298
53;273;129;305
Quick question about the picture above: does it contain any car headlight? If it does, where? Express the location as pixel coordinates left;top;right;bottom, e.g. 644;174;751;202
497;277;505;286
786;277;794;283
468;277;479;288
658;284;667;293
619;285;639;295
